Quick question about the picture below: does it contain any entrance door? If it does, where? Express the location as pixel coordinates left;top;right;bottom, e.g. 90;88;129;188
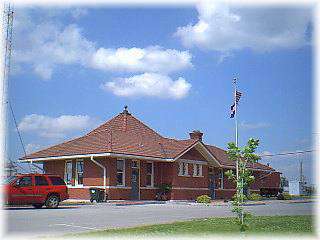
131;160;140;200
209;174;215;199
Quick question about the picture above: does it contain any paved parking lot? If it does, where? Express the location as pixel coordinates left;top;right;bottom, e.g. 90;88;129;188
4;200;314;237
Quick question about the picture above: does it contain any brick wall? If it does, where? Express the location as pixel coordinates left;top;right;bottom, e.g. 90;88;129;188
171;189;210;200
179;148;206;160
42;150;280;200
171;162;208;189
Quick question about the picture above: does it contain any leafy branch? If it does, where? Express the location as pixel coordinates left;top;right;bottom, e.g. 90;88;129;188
225;138;261;231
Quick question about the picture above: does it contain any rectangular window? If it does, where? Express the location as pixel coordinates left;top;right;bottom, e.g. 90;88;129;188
178;162;189;176
215;169;224;189
193;164;203;177
132;160;139;169
65;161;73;185
116;160;125;186
146;162;154;187
76;160;84;186
35;176;49;186
16;176;32;187
49;176;66;186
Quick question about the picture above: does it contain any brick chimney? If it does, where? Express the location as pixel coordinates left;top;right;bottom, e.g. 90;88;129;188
189;130;203;141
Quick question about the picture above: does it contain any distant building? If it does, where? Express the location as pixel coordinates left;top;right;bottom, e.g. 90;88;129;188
289;180;307;195
4;162;17;178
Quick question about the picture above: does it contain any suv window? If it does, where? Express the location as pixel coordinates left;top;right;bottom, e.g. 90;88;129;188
16;176;32;187
35;176;49;186
49;176;66;186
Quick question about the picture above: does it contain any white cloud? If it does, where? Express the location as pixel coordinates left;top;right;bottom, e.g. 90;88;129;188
14;21;96;80
90;46;192;74
101;72;191;99
14;10;193;82
239;122;270;130
18;114;99;139
25;143;42;154
175;1;311;53
13;10;193;99
71;8;88;19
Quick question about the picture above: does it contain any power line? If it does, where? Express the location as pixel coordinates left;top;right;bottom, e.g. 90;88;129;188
8;100;26;157
259;149;315;158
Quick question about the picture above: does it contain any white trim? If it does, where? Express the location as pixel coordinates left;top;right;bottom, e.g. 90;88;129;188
222;165;274;173
179;159;208;165
90;156;107;197
140;186;158;190
216;168;224;189
75;159;84;187
116;159;125;186
174;141;222;167
64;160;73;186
20;152;174;162
215;189;236;191
221;169;224;189
172;187;209;191
20;146;274;173
178;161;190;177
67;185;132;189
193;163;203;177
145;161;154;187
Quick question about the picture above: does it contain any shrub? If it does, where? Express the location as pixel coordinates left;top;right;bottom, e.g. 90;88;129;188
247;193;262;201
231;193;247;201
196;195;211;204
283;192;292;200
158;183;172;194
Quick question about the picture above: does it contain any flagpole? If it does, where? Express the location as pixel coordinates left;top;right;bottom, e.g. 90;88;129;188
233;78;239;187
234;77;244;225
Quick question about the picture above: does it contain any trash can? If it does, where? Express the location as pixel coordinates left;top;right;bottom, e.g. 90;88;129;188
89;188;106;203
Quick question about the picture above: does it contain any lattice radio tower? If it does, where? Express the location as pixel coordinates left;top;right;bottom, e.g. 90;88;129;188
2;3;14;166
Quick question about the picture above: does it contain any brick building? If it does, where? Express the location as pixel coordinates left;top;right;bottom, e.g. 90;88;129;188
20;107;280;200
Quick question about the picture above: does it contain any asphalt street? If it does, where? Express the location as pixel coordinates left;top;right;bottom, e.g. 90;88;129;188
4;200;314;237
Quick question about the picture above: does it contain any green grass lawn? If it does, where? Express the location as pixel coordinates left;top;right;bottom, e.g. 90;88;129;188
72;215;314;237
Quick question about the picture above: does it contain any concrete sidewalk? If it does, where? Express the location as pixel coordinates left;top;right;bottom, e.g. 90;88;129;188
61;198;315;206
6;199;314;237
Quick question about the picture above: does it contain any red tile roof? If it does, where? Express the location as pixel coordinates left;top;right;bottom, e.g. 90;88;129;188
205;145;274;171
21;109;274;171
22;111;197;160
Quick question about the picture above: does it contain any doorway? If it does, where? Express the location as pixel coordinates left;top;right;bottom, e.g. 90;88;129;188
131;160;140;200
208;167;215;199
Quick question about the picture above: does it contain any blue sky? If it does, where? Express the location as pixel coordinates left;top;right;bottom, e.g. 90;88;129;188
8;3;313;183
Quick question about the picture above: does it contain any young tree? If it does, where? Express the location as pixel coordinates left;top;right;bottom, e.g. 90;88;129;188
225;138;261;231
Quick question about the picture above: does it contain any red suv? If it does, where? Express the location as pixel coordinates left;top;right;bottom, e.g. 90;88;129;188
4;174;69;209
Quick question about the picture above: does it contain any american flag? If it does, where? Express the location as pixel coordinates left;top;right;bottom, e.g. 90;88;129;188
236;91;242;103
230;91;242;118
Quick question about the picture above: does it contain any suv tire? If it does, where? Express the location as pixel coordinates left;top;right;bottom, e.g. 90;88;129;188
45;195;60;209
32;204;43;209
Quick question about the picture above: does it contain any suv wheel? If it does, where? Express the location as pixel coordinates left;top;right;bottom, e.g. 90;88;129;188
45;195;60;209
32;204;43;209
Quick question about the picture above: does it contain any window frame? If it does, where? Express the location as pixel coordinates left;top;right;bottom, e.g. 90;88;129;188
178;161;189;177
65;160;73;186
216;169;224;189
49;176;66;186
116;159;126;186
35;175;49;186
16;176;33;187
193;164;203;177
75;159;84;186
145;162;154;187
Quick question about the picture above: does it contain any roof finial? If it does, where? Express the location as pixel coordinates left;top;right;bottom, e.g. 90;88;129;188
122;105;130;114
